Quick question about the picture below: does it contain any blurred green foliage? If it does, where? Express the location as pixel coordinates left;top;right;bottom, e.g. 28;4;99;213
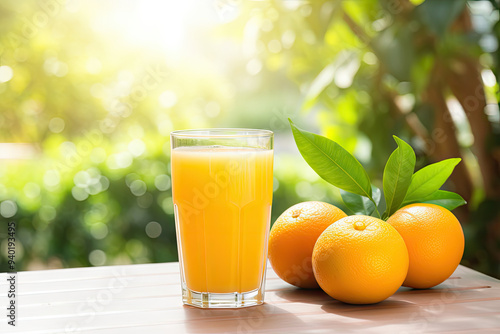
0;0;499;279
0;0;338;271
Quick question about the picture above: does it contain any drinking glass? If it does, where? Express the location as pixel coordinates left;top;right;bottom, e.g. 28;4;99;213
170;129;274;308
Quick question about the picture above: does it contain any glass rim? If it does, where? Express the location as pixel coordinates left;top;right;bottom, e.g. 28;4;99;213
170;128;273;138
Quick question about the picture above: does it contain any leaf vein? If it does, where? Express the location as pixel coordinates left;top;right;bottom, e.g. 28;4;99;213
299;131;371;199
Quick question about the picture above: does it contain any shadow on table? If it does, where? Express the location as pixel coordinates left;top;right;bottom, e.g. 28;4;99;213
320;299;414;320
274;287;330;305
276;287;415;321
181;303;305;333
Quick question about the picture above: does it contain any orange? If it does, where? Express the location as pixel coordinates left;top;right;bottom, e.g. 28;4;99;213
268;201;347;288
312;215;409;304
387;203;464;289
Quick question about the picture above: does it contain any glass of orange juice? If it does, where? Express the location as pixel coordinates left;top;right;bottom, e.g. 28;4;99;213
170;129;274;308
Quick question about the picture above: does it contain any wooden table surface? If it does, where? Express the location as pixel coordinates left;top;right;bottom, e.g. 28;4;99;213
0;262;499;333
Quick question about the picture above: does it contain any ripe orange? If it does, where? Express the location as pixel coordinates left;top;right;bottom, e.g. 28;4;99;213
312;215;409;304
387;203;464;289
268;201;347;288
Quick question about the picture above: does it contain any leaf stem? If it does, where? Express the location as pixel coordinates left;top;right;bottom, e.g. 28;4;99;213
369;196;381;219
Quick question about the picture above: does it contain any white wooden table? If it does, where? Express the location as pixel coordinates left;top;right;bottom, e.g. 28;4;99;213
1;262;499;333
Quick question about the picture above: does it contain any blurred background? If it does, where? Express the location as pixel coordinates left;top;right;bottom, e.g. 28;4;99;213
0;0;499;278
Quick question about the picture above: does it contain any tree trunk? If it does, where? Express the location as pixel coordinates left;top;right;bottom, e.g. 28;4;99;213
423;64;474;208
446;9;500;199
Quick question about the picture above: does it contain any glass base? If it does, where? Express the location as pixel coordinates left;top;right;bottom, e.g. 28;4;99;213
182;285;264;308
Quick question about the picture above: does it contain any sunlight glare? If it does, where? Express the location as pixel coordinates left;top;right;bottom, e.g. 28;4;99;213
99;0;195;54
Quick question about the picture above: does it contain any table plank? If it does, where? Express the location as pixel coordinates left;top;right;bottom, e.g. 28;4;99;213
0;263;499;333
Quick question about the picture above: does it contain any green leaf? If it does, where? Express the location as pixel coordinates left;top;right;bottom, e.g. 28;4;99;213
382;136;416;217
289;119;372;198
416;0;467;37
404;190;466;211
341;185;381;217
403;158;461;204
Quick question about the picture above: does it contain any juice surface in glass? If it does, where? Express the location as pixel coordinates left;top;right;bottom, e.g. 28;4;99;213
171;146;273;294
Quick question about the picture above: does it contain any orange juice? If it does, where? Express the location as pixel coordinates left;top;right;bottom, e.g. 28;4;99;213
171;146;273;293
